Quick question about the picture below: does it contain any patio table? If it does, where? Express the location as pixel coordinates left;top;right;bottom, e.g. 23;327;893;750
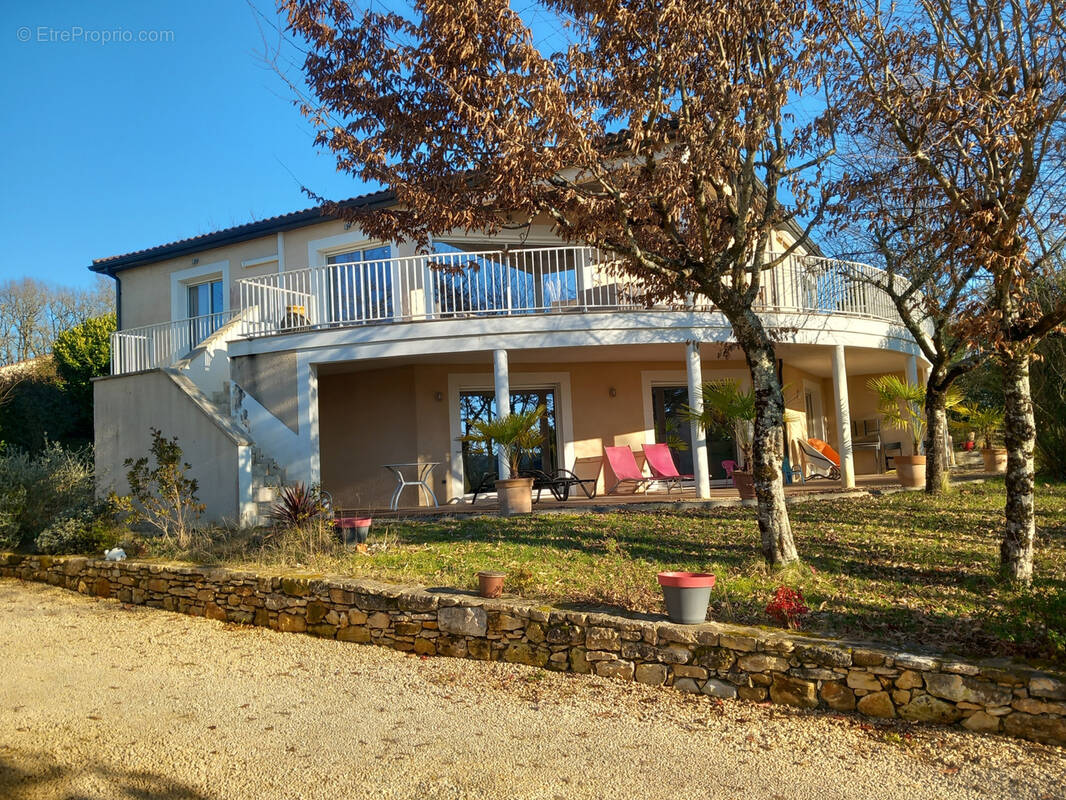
851;440;883;473
383;462;440;511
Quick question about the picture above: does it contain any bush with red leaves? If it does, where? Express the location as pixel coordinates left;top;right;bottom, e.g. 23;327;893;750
765;586;810;629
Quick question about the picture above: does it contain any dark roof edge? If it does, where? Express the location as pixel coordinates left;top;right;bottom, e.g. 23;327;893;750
89;190;396;275
89;187;822;274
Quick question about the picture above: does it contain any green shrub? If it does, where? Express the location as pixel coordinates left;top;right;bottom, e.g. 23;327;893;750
34;511;102;555
0;484;28;550
53;312;115;432
0;442;95;551
0;358;84;451
111;428;205;548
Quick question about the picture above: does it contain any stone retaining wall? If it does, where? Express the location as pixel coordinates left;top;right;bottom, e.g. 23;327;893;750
3;553;1064;747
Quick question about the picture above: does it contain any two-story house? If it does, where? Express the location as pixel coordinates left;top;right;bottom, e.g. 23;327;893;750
90;190;928;524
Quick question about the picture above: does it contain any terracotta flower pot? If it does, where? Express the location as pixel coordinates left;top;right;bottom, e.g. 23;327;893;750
495;477;534;516
981;448;1008;474
477;571;506;598
893;455;926;488
732;470;757;500
657;571;716;624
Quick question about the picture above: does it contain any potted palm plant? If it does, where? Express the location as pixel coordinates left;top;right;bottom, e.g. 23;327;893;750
867;375;960;488
459;405;545;515
683;380;756;499
957;405;1006;473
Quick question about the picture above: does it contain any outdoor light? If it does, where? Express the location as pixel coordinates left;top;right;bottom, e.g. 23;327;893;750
434;391;443;401
609;387;617;398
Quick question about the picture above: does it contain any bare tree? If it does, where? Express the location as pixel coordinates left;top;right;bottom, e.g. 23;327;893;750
0;276;114;366
282;0;841;565
832;0;1066;583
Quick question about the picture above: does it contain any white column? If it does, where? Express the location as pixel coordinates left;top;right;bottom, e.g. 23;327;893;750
493;349;511;478
685;341;711;498
906;354;919;386
831;344;856;489
307;362;321;485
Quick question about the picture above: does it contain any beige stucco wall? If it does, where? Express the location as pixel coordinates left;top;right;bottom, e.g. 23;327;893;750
317;358;779;507
318;366;418;510
94;371;242;524
232;352;299;433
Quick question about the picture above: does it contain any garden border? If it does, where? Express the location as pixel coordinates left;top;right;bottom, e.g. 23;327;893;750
2;552;1063;747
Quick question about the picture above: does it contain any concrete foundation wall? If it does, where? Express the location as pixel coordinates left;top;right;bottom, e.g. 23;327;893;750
232;352;300;433
94;370;243;524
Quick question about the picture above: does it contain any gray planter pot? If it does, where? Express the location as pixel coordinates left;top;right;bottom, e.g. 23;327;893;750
657;571;716;624
337;518;371;546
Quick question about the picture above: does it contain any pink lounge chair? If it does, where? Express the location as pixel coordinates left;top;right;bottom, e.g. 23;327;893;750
604;446;652;494
641;443;694;493
721;460;737;481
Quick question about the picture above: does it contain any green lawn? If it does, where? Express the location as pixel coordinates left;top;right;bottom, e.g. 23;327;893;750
222;479;1066;665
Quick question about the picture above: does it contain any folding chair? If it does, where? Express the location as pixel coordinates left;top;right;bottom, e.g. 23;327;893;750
604;446;653;494
641;443;694;493
798;439;841;480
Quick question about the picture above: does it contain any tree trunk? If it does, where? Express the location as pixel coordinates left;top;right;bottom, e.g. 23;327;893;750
923;383;949;494
731;309;799;567
1001;351;1037;584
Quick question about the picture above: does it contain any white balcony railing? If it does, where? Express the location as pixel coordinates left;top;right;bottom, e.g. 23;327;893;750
108;247;918;376
236;246;910;338
111;309;238;375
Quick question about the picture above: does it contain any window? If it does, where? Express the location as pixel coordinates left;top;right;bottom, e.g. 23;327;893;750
187;279;225;343
187;279;223;318
804;388;824;440
326;245;392;323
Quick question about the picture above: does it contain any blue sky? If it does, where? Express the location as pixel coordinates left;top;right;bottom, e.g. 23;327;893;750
0;2;817;289
0;1;374;287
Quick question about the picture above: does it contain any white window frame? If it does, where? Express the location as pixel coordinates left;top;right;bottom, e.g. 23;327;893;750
446;371;574;502
170;260;229;322
803;379;826;441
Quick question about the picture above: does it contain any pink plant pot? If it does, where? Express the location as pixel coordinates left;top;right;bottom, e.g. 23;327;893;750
336;517;372;545
657;571;717;589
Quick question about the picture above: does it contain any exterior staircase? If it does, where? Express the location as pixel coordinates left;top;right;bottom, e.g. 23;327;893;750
208;381;286;527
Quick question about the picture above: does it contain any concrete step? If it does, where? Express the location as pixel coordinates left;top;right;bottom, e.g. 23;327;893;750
254;485;277;503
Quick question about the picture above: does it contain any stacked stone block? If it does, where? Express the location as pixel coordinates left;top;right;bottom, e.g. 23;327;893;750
2;553;1062;748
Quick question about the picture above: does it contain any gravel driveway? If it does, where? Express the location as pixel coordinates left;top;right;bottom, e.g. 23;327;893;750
1;579;1063;800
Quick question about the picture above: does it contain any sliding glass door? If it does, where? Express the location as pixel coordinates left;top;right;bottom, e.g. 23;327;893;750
651;385;736;480
458;388;558;492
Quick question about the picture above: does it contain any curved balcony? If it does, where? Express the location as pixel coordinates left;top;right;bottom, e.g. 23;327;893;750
235;246;908;339
108;246;920;375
